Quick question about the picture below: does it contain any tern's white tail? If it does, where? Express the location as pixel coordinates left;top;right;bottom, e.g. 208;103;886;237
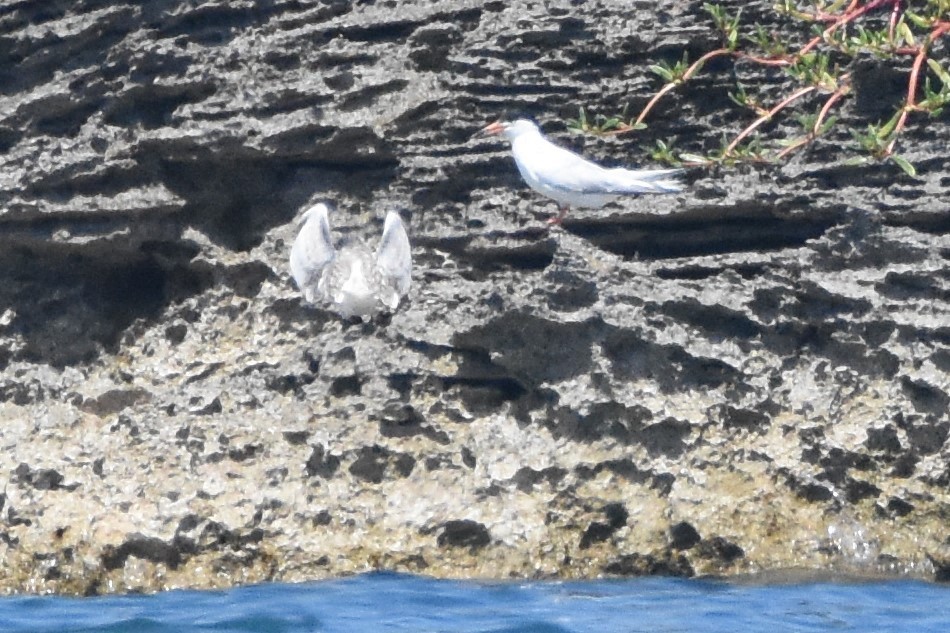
608;167;685;194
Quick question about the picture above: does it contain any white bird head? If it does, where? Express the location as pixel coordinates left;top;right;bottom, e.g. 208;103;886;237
477;118;540;141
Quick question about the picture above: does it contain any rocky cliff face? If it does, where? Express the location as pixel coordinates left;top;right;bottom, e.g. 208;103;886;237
1;0;949;594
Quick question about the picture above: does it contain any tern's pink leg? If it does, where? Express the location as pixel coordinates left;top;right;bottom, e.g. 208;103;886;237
546;205;569;225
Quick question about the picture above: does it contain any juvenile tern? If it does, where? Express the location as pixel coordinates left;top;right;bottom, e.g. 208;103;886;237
290;203;412;318
479;118;684;224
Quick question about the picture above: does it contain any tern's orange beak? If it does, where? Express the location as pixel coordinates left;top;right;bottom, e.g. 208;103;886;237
475;120;505;138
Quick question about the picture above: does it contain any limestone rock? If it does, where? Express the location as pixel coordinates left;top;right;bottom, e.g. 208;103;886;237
0;0;948;594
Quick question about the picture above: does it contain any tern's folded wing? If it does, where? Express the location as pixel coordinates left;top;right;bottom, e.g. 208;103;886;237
516;139;620;194
517;137;683;195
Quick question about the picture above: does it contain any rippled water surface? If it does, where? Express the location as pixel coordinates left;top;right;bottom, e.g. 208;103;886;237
1;573;948;632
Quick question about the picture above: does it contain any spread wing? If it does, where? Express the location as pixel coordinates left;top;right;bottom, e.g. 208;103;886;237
375;211;412;309
289;203;335;302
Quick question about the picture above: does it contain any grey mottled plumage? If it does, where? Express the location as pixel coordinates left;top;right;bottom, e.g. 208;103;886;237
290;203;411;318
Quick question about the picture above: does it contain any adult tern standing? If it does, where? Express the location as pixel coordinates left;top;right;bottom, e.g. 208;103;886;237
479;118;684;224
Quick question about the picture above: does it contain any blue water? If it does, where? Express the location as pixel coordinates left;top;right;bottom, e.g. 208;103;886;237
1;573;948;633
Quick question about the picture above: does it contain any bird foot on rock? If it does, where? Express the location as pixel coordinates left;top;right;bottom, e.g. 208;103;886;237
545;206;569;226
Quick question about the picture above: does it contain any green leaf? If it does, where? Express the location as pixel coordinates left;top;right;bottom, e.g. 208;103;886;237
776;136;807;147
773;0;793;15
817;115;838;135
896;22;915;47
877;112;900;138
889;154;917;177
703;2;722;21
679;152;710;163
795;113;817;129
922;76;938;101
927;58;950;87
850;126;884;153
904;11;932;30
649;64;674;81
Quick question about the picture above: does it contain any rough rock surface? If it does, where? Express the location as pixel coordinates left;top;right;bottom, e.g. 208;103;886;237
1;0;949;594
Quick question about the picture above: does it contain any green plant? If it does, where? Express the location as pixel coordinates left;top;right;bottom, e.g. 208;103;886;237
566;104;646;135
646;139;680;164
573;0;950;175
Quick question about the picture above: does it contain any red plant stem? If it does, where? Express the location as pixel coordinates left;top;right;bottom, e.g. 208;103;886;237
632;83;678;127
799;0;898;57
887;0;902;41
633;48;732;126
724;85;816;155
773;137;810;159
626;0;947;162
807;0;863;23
774;78;851;159
885;21;950;154
813;76;851;134
627;46;797;133
736;51;793;66
630;1;895;130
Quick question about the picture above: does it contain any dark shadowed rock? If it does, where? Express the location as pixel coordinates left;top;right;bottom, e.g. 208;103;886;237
348;445;415;483
13;464;76;492
670;522;702;551
305;445;341;479
603;553;694;578
102;535;182;571
696;537;745;564
436;520;491;550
